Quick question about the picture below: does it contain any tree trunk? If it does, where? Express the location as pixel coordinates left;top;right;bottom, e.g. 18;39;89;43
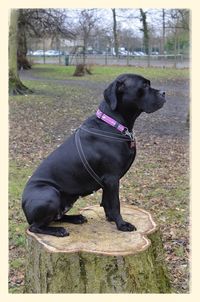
174;28;178;68
73;64;93;76
83;41;87;65
17;10;32;70
139;9;149;55
9;9;32;95
112;9;119;57
161;9;166;55
24;205;171;293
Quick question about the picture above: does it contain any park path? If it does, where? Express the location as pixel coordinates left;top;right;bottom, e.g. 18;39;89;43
20;70;190;139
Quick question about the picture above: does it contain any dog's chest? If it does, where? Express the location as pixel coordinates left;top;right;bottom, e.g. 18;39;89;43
120;143;136;177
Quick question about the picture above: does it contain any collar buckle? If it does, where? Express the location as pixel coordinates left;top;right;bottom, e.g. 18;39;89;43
123;128;135;140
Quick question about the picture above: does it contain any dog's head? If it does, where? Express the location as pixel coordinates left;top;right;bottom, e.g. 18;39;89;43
104;74;166;113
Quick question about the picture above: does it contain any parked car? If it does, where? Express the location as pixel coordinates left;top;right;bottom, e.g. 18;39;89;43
119;50;128;56
45;50;56;56
137;51;147;56
45;50;64;56
32;50;45;56
132;51;141;56
45;50;55;56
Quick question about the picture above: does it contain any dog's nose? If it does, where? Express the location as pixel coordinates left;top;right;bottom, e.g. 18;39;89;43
159;90;165;98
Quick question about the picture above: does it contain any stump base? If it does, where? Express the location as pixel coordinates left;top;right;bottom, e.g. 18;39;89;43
24;205;171;293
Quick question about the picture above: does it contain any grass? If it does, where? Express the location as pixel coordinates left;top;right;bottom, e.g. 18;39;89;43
28;64;189;83
9;162;33;200
9;162;33;245
9;161;35;292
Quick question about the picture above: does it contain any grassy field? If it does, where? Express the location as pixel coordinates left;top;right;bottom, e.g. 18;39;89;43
9;64;189;293
24;64;189;82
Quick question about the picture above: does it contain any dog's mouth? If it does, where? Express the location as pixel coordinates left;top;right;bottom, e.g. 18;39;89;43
145;98;166;113
159;96;166;105
158;98;166;108
156;91;166;107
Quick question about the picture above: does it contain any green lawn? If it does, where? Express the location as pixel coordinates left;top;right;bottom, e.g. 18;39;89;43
28;64;189;82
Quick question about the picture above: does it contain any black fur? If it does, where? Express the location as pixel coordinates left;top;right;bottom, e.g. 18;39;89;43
22;74;166;236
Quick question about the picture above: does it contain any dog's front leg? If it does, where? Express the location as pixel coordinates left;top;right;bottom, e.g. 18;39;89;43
101;176;136;232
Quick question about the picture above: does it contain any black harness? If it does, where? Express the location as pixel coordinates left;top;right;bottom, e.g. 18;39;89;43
74;126;136;188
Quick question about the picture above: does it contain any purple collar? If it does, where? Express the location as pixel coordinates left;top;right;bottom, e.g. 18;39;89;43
96;109;134;140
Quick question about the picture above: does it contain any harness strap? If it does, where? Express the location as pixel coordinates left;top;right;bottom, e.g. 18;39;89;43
75;129;104;188
80;126;135;142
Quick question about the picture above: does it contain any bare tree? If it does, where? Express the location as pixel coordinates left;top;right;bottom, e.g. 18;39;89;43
9;9;32;95
17;9;75;69
169;9;190;31
72;9;103;76
112;9;119;57
178;9;190;30
161;9;166;55
166;9;190;67
139;9;149;55
74;9;101;64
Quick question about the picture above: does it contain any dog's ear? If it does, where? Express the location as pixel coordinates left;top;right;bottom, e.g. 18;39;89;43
104;80;125;111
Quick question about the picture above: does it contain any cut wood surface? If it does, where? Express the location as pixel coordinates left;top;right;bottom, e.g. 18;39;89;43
24;205;171;293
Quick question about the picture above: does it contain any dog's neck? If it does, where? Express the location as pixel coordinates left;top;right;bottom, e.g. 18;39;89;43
99;101;142;131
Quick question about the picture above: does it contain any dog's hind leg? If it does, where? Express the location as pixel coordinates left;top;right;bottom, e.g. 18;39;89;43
23;189;69;237
28;200;70;237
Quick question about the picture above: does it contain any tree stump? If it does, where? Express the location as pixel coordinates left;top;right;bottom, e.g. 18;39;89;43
24;205;171;293
73;64;93;76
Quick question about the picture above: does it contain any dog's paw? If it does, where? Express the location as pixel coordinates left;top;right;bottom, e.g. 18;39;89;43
69;214;88;224
29;225;69;237
75;214;87;224
58;214;87;224
56;227;69;237
117;221;137;232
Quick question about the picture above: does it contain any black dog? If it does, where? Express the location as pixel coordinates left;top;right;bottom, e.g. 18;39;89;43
22;74;165;237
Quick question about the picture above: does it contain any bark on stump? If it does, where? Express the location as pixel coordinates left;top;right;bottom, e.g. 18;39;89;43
73;64;93;76
24;205;171;293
